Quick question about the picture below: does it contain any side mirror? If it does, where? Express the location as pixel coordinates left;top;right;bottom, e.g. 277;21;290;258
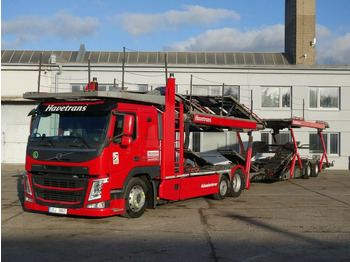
121;114;134;147
27;108;38;117
123;114;134;135
121;136;132;147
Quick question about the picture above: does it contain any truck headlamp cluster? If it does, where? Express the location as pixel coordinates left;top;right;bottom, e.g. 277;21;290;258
88;178;109;201
23;172;32;196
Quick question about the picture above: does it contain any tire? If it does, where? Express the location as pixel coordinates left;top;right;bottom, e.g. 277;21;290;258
302;162;311;179
228;169;244;198
123;178;148;218
293;166;301;178
311;162;319;177
213;175;229;200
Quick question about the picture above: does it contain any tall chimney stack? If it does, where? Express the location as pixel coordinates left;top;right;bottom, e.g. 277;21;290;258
285;0;316;65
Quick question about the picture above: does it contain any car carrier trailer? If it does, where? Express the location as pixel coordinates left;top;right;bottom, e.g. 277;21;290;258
22;75;264;218
250;118;334;181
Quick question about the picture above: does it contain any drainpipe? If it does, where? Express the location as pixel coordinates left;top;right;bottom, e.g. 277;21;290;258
55;65;63;93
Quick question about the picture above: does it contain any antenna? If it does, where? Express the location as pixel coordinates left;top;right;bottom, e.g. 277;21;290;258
189;75;193;111
250;90;253;118
122;47;125;90
220;83;225;116
88;59;91;86
37;53;42;92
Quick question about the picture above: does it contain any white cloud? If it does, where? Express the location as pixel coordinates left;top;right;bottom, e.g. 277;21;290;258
316;24;350;65
164;24;285;52
2;12;99;49
164;23;350;65
113;5;240;36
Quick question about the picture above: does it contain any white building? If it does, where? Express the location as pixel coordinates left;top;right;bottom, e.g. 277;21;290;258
2;50;350;169
2;0;350;168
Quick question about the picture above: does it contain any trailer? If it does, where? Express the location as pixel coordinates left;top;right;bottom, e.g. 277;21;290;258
22;75;264;218
250;118;334;181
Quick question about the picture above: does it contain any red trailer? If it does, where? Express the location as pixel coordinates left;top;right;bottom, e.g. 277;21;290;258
250;118;334;181
22;75;263;218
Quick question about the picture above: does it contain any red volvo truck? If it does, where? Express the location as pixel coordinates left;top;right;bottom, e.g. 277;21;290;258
23;76;264;218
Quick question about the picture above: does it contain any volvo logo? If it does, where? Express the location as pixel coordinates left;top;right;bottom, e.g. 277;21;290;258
45;151;74;161
56;153;63;160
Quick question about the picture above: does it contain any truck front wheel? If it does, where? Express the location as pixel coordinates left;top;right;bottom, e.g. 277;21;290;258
123;178;148;218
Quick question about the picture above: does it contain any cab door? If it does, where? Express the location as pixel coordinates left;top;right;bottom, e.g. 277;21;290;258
108;111;140;190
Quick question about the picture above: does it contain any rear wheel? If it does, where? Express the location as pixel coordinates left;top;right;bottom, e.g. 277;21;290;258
302;162;311;179
213;175;229;200
311;162;319;177
293;166;301;178
228;169;244;197
123;178;148;218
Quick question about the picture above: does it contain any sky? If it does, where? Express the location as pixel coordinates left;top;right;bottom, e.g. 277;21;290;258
1;0;350;65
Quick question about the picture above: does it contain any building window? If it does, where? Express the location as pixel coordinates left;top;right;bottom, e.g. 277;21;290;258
109;85;120;91
309;133;339;155
98;85;107;91
261;87;291;108
71;83;118;92
193;85;239;100
72;85;82;92
261;132;291;144
138;84;148;92
192;132;201;152
309;87;339;109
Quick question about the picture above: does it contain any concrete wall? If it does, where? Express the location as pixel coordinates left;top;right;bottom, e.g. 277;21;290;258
1;104;35;163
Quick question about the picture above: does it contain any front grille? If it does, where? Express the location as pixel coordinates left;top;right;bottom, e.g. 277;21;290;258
34;176;86;189
32;174;89;209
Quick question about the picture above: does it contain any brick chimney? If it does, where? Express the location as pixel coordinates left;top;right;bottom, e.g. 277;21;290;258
285;0;316;65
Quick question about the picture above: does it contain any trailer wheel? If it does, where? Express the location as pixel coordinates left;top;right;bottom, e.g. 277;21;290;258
294;166;301;178
123;178;148;218
213;175;229;200
311;162;319;177
228;169;244;198
302;162;312;179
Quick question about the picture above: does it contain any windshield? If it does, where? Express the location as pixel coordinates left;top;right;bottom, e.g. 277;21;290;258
30;112;110;148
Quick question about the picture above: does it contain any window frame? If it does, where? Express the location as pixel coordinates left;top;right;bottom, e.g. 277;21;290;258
309;132;340;155
192;85;240;100
261;86;291;109
260;131;291;145
309;87;340;110
71;83;119;92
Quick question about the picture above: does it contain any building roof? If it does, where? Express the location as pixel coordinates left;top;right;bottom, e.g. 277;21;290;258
1;50;293;66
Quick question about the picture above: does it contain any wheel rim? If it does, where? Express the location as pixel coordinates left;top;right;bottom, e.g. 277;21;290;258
128;185;146;212
315;164;319;174
220;179;228;196
306;164;311;177
233;173;241;193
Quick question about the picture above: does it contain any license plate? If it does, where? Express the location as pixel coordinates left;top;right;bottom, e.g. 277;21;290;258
49;207;67;215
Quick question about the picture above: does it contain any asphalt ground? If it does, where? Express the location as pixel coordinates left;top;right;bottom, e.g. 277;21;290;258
1;164;350;262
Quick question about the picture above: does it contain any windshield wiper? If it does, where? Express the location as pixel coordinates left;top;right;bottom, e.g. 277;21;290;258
39;136;54;147
69;136;90;148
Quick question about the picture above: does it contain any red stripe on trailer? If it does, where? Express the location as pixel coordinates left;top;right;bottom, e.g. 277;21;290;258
193;114;257;130
291;119;326;130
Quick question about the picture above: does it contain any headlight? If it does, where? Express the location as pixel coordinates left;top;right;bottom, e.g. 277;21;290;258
23;172;32;196
88;178;109;201
86;202;106;209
